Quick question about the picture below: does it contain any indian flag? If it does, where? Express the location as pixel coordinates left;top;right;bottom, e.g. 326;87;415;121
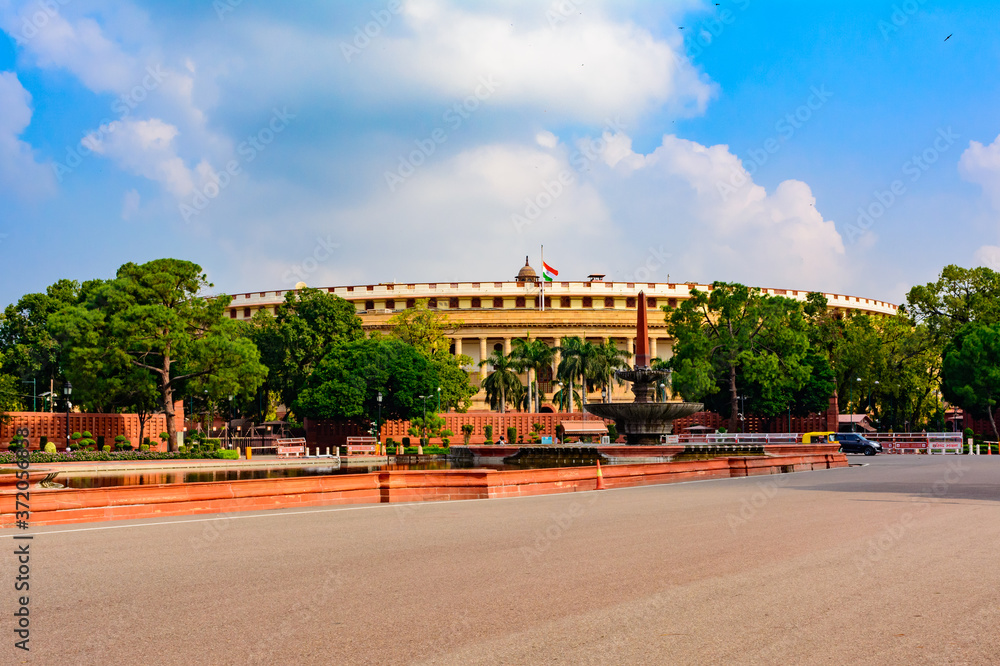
542;262;558;282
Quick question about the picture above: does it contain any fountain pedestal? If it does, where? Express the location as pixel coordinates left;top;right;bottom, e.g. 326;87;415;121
583;291;703;445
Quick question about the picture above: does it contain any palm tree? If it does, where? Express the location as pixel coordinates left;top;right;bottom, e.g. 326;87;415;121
479;349;522;413
511;337;555;413
552;382;581;412
593;340;632;400
557;337;603;412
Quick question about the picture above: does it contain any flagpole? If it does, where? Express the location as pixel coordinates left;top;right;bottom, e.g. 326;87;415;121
540;244;544;312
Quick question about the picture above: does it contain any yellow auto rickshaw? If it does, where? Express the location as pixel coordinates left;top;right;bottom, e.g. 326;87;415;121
801;431;836;444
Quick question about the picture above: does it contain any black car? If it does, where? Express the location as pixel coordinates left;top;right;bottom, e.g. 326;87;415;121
834;433;882;456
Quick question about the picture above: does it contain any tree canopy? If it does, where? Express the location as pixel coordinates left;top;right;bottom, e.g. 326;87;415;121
50;259;267;450
295;336;437;424
665;283;814;431
250;287;362;419
942;322;1000;439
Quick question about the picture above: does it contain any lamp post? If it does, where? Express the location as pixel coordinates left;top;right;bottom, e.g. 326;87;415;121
869;380;879;430
419;394;429;445
376;392;383;447
436;386;441;413
228;394;234;445
659;383;666;403
850;378;861;432
63;381;72;449
556;382;563;412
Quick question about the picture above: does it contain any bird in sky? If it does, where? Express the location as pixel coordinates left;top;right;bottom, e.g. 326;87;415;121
944;34;953;41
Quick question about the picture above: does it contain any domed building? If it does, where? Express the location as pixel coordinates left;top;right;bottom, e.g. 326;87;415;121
225;258;898;410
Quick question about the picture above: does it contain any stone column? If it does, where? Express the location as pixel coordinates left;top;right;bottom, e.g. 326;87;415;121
503;337;512;355
453;336;463;360
479;337;488;380
650;337;658;362
627;337;635;367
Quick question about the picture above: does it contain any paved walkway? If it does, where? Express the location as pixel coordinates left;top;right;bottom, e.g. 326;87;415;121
3;455;999;664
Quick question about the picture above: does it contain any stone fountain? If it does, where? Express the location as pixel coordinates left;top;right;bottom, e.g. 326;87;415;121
584;292;703;445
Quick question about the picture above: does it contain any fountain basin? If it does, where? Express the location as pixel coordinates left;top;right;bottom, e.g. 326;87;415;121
584;401;704;445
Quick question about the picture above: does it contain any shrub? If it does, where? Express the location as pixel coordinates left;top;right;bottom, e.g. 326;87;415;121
159;432;169;442
96;435;105;449
204;438;221;450
44;442;57;454
555;424;565;442
386;437;395;445
461;424;474;445
607;424;618;442
219;449;239;460
82;431;93;439
484;425;494;441
441;437;450;447
119;444;134;451
484;439;493;446
507;426;517;443
141;444;150;452
402;436;410;446
39;436;48;447
143;437;151;446
102;445;111;452
71;432;82;440
115;435;126;443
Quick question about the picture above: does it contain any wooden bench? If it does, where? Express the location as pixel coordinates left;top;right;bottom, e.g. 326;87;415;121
345;443;377;456
276;438;306;457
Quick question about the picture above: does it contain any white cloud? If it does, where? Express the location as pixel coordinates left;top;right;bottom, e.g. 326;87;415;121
0;71;54;198
959;134;1000;209
367;0;714;122
1;8;137;94
974;245;1000;271
222;0;713;124
584;132;847;289
84;118;199;198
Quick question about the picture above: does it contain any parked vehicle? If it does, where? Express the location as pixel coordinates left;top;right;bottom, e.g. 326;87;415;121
833;432;882;456
801;431;836;444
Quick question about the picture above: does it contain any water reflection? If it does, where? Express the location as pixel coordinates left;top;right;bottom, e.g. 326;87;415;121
60;460;504;489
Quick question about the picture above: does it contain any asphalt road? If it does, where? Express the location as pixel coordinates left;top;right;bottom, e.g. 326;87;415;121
3;455;1000;665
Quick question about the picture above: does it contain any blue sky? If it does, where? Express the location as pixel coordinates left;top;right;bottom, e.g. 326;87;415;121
2;0;1000;308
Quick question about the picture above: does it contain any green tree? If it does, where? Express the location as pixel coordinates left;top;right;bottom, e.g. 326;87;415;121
50;259;267;451
942;322;1000;439
479;349;522;413
0;279;84;400
0;352;22;420
295;336;436;424
388;300;477;412
592;339;631;399
510;337;554;413
907;265;1000;342
251;288;362;419
557;337;603;412
665;283;812;432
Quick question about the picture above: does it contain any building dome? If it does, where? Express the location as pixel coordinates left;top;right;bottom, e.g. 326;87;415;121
516;256;538;282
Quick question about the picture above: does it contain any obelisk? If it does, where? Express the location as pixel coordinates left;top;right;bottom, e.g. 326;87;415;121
635;291;650;369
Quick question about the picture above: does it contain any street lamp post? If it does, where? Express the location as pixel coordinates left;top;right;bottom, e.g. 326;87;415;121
63;381;72;450
228;394;234;445
419;394;429;446
850;378;861;432
436;386;441;413
659;383;665;403
376;392;383;447
556;382;563;412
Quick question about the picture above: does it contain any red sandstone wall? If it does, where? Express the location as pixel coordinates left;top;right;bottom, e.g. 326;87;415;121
0;451;848;527
1;402;185;451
